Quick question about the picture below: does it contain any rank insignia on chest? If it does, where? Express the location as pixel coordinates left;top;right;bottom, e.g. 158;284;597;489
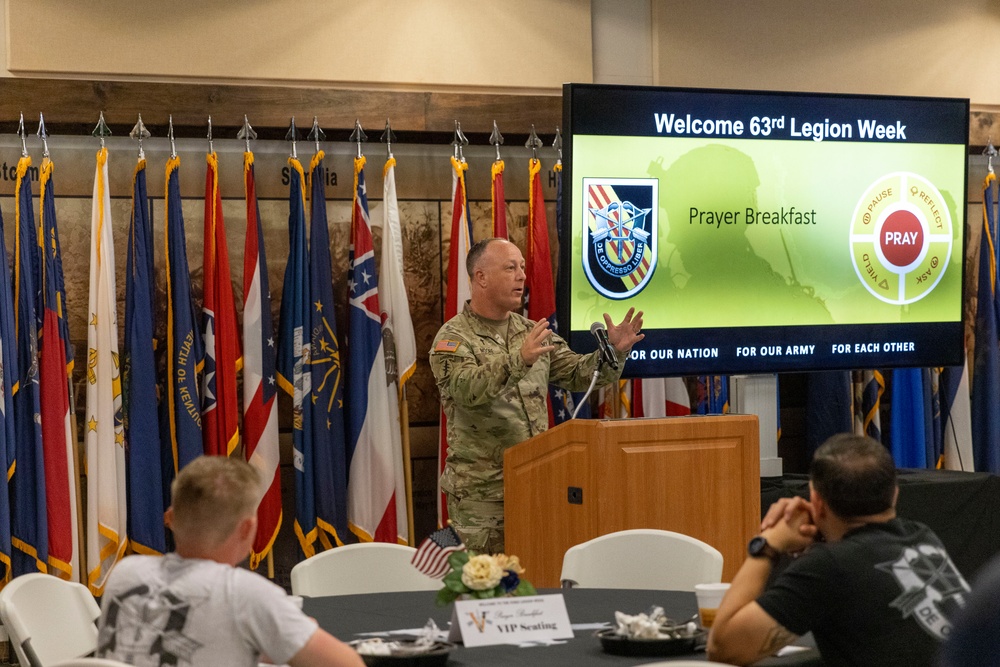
435;339;462;353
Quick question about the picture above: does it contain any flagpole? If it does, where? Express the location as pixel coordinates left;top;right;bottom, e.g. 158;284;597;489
400;386;414;546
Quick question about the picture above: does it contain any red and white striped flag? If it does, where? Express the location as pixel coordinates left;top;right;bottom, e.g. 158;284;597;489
242;151;281;570
634;378;692;418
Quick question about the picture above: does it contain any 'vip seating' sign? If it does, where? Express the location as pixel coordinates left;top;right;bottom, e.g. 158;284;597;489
448;594;573;647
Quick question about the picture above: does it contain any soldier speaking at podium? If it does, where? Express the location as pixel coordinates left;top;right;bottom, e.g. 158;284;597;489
430;238;644;553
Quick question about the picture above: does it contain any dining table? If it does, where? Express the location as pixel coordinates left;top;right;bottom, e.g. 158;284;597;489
303;588;823;666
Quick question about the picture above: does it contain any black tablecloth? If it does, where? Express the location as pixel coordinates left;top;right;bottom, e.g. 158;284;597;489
761;469;1000;579
304;588;821;666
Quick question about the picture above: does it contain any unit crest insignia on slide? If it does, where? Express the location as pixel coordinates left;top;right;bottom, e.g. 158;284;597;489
582;177;658;299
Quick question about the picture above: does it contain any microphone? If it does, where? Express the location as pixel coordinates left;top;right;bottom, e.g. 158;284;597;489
590;322;619;370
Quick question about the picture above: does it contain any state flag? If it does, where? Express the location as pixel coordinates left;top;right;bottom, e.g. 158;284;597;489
277;157;316;557
201;152;241;457
377;154;414;544
0;194;19;586
972;171;1000;473
243;151;282;569
347;155;405;544
123;157;166;555
85;146;127;595
164;156;203;474
853;370;885;442
10;155;48;576
633;378;692;417
307;150;349;549
438;156;471;527
38;157;78;580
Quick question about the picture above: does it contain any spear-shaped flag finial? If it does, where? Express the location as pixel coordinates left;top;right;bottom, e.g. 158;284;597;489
37;112;50;159
553;126;563;165
525;124;543;161
168;114;177;159
489;120;504;162
207;115;214;154
237;114;257;153
17;113;28;157
308;116;325;154
130;114;151;161
451;120;469;162
379;118;397;158
285;117;299;159
92;111;112;149
350;119;367;159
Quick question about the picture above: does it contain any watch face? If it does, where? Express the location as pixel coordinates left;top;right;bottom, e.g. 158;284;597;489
748;536;767;557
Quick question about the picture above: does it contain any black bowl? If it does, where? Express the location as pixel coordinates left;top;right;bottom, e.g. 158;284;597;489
595;628;707;657
351;640;454;667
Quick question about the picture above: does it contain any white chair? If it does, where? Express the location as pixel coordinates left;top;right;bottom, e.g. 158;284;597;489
0;572;101;667
560;529;724;592
49;660;132;667
290;543;441;597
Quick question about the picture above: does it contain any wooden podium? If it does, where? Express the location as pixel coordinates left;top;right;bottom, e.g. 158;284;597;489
504;415;760;587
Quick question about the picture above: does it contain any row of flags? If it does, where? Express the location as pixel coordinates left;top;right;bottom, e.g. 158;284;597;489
0;142;420;593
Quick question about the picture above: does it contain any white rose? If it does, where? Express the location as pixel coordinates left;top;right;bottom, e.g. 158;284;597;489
461;554;503;591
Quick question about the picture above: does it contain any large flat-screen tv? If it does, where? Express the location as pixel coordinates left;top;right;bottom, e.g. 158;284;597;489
559;84;969;376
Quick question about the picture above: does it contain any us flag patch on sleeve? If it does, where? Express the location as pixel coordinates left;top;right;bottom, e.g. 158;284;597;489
434;339;461;353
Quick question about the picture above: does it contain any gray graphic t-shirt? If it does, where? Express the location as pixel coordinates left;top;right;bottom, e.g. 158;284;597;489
97;553;316;667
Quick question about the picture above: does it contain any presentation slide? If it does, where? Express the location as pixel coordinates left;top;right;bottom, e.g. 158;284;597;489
561;85;969;376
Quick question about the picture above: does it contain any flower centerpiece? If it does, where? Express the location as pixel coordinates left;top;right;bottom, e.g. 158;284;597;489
436;551;537;606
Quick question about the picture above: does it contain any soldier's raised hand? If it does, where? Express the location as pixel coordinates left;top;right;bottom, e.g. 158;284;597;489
606;307;645;352
520;318;556;366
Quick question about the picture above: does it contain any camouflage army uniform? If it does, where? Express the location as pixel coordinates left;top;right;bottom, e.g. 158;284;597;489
430;303;626;553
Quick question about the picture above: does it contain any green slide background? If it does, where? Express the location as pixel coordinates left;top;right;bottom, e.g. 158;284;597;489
570;135;966;330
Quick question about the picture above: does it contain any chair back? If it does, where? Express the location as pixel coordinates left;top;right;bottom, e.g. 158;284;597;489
560;529;724;592
290;543;441;597
0;573;101;667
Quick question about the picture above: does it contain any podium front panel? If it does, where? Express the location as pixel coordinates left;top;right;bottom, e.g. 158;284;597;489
505;415;760;587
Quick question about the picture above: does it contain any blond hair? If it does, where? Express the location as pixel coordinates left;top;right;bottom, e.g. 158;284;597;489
170;456;262;547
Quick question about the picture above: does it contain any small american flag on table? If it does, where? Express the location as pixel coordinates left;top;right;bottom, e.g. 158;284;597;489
411;526;465;579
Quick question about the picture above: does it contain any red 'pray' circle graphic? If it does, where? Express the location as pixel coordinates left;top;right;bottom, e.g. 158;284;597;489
879;210;923;267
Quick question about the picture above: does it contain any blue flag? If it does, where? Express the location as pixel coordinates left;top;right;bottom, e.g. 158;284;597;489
277;157;316;558
308;151;349;548
10;156;47;575
804;371;852;455
0;203;17;585
697;375;730;415
164;156;203;475
124;159;165;555
972;172;1000;473
890;367;932;468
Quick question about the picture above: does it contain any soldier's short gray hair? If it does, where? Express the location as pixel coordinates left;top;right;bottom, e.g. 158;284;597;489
466;237;505;276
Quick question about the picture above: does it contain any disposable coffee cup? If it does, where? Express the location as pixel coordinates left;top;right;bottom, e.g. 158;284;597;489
694;582;730;629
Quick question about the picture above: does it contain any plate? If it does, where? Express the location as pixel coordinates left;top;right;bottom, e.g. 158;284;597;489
595;628;707;657
350;640;455;667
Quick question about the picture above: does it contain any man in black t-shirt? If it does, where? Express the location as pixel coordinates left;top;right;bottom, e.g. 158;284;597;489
707;434;970;667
